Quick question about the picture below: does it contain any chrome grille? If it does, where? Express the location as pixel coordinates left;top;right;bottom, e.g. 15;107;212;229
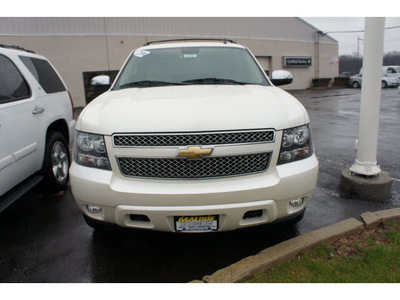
113;130;274;147
117;152;271;179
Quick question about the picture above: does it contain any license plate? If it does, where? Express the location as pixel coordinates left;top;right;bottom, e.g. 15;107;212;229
174;215;219;232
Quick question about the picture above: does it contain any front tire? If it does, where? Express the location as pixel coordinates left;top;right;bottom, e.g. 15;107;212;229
382;81;387;88
352;81;360;88
41;131;70;193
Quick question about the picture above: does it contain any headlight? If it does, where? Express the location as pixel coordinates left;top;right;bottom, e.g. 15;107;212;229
74;131;111;170
278;125;313;165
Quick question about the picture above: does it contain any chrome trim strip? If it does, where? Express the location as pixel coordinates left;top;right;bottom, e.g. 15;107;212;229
112;129;276;148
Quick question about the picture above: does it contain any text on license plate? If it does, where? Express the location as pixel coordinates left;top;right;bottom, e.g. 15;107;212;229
174;215;219;232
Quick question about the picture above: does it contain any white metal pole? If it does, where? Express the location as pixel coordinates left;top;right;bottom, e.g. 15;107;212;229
350;17;385;176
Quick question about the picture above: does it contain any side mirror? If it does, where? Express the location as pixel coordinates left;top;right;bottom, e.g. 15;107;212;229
270;70;293;86
90;75;111;92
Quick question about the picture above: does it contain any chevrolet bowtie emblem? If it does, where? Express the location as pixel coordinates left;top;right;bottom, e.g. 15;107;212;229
177;146;213;159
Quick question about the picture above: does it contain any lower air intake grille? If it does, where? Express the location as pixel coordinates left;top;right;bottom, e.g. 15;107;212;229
117;152;271;179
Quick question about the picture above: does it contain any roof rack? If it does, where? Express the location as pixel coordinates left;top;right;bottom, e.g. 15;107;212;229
143;38;237;46
0;44;35;53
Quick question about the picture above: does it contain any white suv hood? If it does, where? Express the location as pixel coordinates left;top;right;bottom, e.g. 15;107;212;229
77;85;309;135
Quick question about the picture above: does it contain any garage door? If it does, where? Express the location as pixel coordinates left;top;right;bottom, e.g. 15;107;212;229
256;56;271;76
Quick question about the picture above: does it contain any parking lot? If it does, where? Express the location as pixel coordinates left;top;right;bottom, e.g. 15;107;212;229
1;87;399;283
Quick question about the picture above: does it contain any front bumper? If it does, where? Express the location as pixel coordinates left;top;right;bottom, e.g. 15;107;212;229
70;154;319;232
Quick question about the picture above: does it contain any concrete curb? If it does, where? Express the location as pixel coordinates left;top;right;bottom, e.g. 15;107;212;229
190;207;400;283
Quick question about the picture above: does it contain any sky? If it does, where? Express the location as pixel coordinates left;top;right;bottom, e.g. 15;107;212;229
302;17;400;56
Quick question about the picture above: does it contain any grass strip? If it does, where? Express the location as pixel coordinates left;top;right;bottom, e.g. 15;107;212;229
247;220;400;283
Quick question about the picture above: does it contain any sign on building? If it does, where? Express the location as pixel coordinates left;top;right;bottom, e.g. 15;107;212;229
283;56;312;67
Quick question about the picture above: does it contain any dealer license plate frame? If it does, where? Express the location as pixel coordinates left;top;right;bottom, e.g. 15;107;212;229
174;215;219;232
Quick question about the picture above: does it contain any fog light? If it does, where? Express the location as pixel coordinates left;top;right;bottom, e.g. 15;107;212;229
87;205;102;214
289;197;306;207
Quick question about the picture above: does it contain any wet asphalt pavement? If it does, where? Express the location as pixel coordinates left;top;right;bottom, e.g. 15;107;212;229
1;88;399;283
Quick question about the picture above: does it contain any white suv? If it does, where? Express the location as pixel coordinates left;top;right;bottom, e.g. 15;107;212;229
70;39;319;232
0;45;76;211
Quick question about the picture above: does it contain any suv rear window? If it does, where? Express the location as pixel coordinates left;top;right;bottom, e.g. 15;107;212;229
19;56;66;94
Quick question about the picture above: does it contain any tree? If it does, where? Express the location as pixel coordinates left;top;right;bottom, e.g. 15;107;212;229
383;51;400;65
339;54;363;75
339;52;400;75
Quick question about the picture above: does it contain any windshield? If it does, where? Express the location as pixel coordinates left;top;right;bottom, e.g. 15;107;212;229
394;66;400;73
113;46;269;89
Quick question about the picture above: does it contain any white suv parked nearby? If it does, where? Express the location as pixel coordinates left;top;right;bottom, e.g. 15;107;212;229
0;45;76;211
70;39;319;233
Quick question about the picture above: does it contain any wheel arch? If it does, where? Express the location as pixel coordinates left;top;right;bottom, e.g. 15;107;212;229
46;119;69;143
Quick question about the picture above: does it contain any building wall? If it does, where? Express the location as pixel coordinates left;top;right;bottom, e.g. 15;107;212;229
238;37;339;91
0;18;338;107
0;17;337;44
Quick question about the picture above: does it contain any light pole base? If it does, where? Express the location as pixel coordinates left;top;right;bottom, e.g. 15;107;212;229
350;159;381;176
340;168;392;201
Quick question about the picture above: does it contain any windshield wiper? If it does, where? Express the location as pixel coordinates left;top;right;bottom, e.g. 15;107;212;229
182;78;249;85
120;80;184;88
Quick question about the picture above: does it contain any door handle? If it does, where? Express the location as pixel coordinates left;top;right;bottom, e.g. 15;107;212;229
32;107;45;115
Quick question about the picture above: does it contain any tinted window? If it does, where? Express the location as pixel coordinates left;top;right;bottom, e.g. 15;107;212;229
20;56;66;94
0;54;31;103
